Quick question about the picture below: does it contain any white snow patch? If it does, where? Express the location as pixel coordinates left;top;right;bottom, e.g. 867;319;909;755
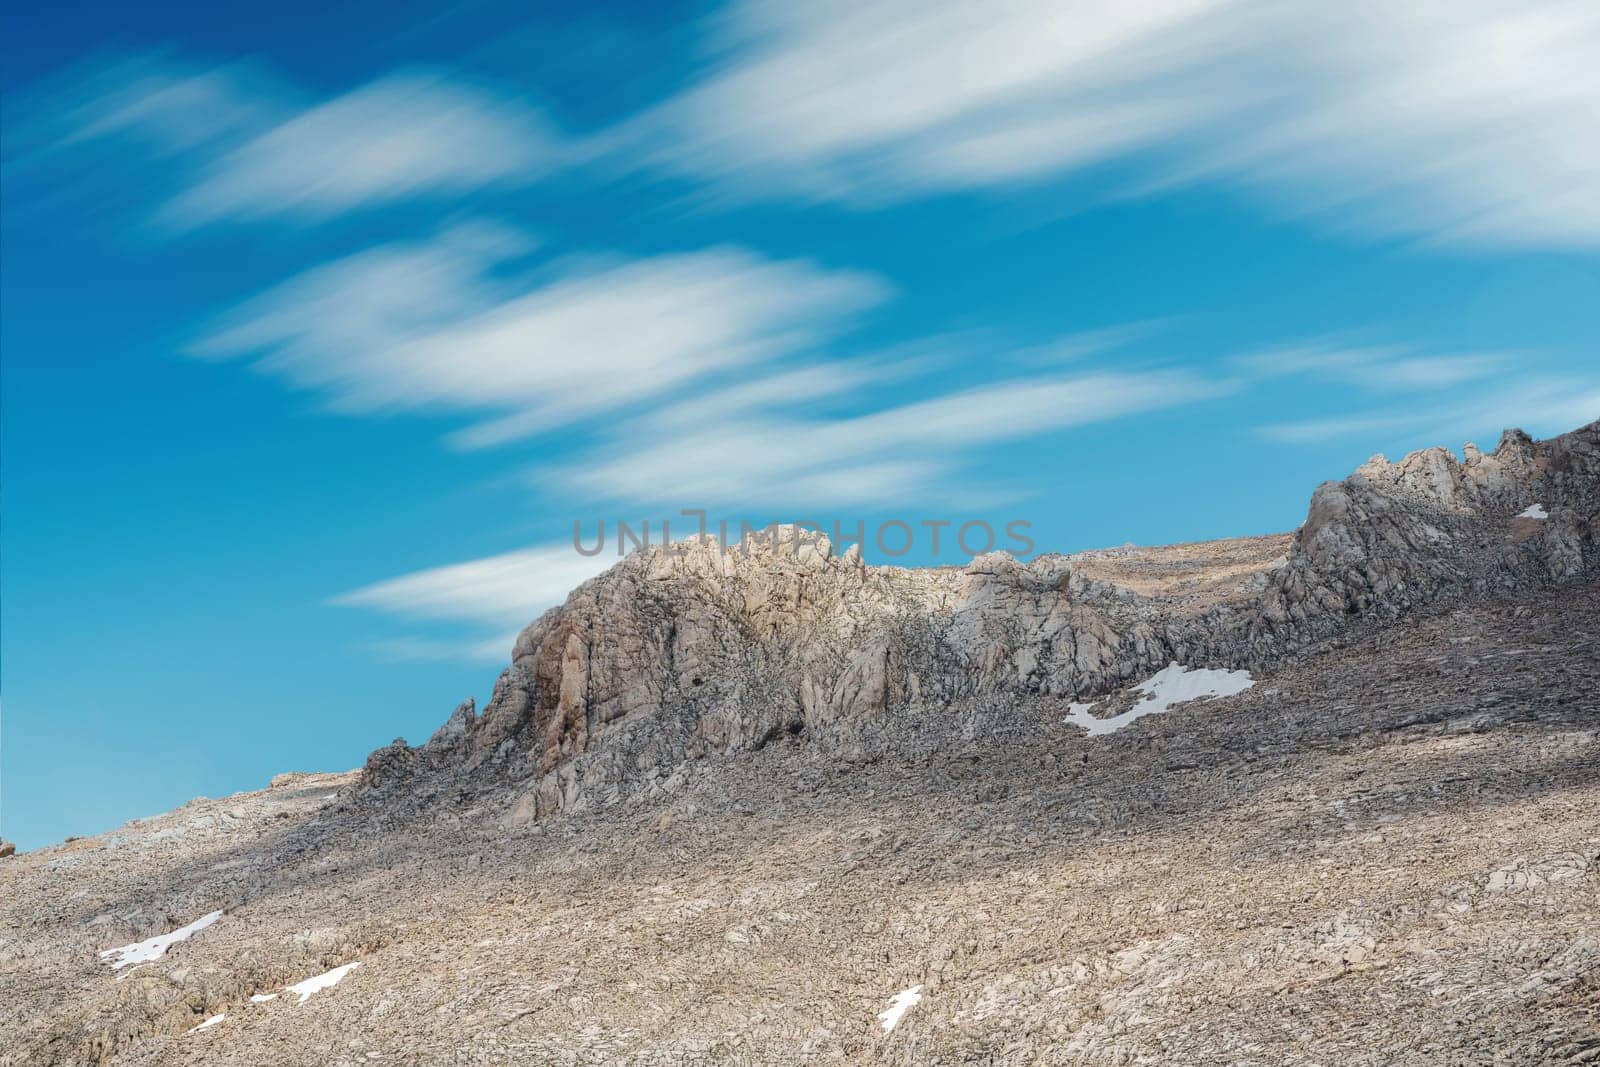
99;910;223;975
1063;663;1255;736
1518;503;1548;520
185;1013;225;1034
878;985;922;1031
249;992;278;1003
285;961;360;1003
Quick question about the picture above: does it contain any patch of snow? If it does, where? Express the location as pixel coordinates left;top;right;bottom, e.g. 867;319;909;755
1518;503;1548;520
249;992;278;1003
186;1013;226;1034
99;910;223;975
1063;663;1255;736
878;985;922;1031
285;961;360;1003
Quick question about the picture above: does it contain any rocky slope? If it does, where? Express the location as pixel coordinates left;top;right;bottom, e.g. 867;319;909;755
374;420;1599;823
3;419;1597;1066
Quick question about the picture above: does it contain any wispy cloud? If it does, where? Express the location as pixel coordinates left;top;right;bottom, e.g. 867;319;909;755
619;0;1600;247
334;542;613;626
1238;338;1598;445
562;365;1230;507
328;312;1589;659
1259;377;1600;445
334;543;619;663
1234;343;1509;392
195;218;1198;506
18;4;1598;248
331;355;1223;651
163;72;558;226
610;0;1230;198
49;55;289;155
190;223;890;443
10;57;557;229
360;633;521;666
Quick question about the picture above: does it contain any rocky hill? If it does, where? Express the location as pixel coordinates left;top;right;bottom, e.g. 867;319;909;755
370;420;1598;823
2;420;1597;1066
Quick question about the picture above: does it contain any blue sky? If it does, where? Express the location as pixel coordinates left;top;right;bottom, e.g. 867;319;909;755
3;0;1597;850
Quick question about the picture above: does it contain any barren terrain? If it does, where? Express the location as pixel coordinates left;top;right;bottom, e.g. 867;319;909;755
3;583;1596;1065
4;421;1597;1065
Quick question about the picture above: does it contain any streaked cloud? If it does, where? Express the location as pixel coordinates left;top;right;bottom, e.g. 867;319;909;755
621;0;1600;247
625;0;1230;194
326;311;1587;658
331;355;1222;651
334;542;614;627
164;73;558;226
563;366;1229;507
360;632;522;666
48;55;288;155
10;57;556;229
190;224;890;442
1234;343;1509;392
334;543;618;664
17;4;1598;247
1242;339;1597;445
1258;377;1600;445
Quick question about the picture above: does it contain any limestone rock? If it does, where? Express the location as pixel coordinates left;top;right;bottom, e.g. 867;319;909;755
360;738;415;789
425;698;476;750
397;420;1599;822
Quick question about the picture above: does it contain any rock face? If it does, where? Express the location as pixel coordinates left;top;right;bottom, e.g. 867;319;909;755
1262;425;1600;627
378;420;1600;818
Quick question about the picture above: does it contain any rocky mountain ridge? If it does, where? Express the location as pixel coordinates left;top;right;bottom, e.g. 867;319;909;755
6;419;1598;1066
366;420;1600;821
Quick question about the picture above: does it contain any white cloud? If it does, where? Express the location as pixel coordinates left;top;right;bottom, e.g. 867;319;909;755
162;72;557;225
336;541;614;626
334;542;626;664
1235;344;1509;392
330;360;1219;651
327;315;1588;657
1258;378;1600;444
26;6;1599;246
328;331;1225;651
191;226;890;441
622;0;1600;247
1243;341;1597;446
54;56;289;154
566;367;1228;506
19;5;1600;247
359;633;519;666
17;58;556;228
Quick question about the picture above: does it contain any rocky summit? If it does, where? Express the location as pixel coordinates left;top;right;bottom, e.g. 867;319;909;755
3;420;1598;1066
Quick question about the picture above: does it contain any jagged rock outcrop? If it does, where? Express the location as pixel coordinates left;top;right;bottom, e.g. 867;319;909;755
382;420;1600;817
359;738;416;789
1260;425;1600;631
424;698;476;750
